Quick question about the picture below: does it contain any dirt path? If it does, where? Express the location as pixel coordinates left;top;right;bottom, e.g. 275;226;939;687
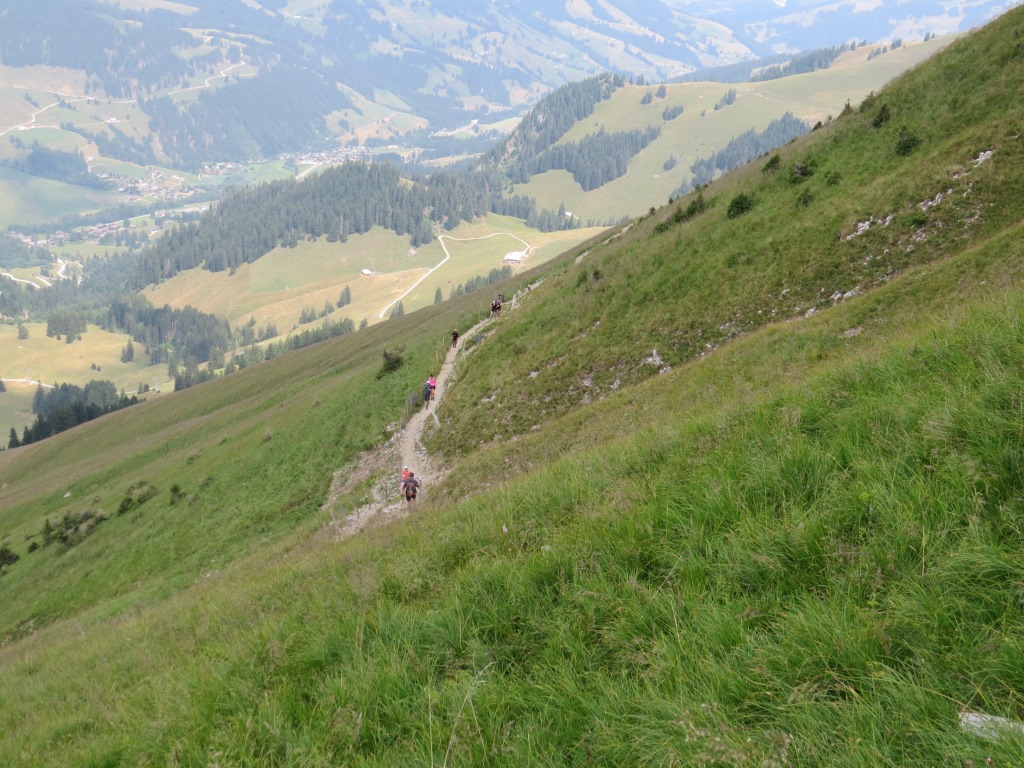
318;316;492;539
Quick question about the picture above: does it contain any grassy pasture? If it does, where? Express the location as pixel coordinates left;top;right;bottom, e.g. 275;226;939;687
0;292;468;636
0;64;88;103
0;166;119;228
144;228;429;329
144;215;605;330
0;322;171;436
1;267;51;286
195;159;295;191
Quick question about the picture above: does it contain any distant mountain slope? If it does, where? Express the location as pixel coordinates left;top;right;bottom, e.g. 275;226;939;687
0;0;1016;171
495;36;952;221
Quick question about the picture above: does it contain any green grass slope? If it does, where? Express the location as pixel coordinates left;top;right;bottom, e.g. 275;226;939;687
441;20;1024;458
3;8;1024;765
0;165;119;228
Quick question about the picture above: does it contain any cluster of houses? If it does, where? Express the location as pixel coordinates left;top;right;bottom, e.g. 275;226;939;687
97;167;194;204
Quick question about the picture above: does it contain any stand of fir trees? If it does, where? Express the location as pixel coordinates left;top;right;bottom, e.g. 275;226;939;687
12;381;139;448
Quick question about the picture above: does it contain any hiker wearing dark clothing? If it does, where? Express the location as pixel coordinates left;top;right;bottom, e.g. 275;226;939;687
423;379;432;409
402;472;421;503
452;327;459;348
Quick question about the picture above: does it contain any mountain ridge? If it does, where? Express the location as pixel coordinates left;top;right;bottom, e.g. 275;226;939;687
0;0;1014;170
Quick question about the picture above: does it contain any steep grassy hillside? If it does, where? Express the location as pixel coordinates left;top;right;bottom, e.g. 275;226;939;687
444;21;1024;456
3;8;1024;766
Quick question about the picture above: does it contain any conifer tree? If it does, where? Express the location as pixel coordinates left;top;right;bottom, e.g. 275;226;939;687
337;285;351;308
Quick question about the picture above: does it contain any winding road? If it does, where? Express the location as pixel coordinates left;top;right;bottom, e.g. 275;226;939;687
377;232;531;319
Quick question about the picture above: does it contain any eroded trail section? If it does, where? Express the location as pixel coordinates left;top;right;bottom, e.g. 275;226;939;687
319;317;491;539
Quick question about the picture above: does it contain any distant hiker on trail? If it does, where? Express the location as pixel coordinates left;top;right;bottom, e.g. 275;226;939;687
452;327;460;348
423;379;432;409
402;472;421;504
401;466;410;483
428;374;437;400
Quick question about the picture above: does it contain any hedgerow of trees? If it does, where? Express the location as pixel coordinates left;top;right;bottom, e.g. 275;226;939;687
749;43;858;82
449;265;513;298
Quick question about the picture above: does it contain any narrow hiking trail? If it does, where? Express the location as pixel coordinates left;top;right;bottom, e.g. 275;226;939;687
319;315;493;539
395;323;473;482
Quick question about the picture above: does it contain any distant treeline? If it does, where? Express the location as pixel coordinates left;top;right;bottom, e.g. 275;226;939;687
97;161;562;290
174;314;361;391
680;113;810;193
0;237;50;270
103;296;231;366
450;265;514;298
36;296;229;367
1;146;112;190
46;308;89;340
749;43;860;82
488;74;626;181
671;42;862;85
232;316;358;371
9;380;139;448
526;126;661;191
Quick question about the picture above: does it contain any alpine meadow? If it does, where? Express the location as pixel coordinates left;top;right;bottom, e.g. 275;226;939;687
5;6;1024;767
